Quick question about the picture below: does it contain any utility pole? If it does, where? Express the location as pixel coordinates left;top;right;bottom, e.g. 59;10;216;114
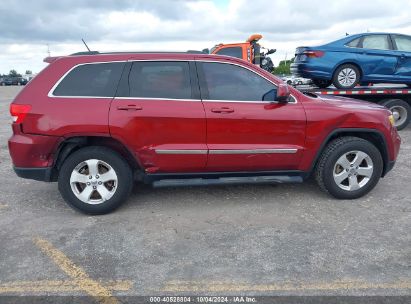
46;44;51;57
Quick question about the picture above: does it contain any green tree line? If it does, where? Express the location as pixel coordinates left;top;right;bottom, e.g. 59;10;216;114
273;58;294;75
1;70;32;78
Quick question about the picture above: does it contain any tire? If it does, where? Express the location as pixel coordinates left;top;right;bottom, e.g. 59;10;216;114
381;99;411;130
332;64;360;89
315;136;383;199
287;80;293;85
58;146;133;215
313;79;332;88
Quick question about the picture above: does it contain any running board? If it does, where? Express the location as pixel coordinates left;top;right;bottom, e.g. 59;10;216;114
152;175;303;188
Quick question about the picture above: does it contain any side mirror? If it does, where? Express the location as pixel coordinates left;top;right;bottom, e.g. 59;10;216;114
276;84;291;102
267;49;276;55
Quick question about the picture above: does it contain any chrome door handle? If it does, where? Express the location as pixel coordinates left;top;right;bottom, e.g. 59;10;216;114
117;105;143;111
211;107;234;113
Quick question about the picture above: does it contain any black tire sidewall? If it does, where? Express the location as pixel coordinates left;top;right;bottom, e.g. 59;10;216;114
333;64;360;89
322;141;383;199
58;147;133;215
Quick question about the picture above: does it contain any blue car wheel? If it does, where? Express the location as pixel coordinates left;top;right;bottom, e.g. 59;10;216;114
333;64;360;89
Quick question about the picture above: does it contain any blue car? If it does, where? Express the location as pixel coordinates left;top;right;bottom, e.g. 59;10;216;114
290;33;411;89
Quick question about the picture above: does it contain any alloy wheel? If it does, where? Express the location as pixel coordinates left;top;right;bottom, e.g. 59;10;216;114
337;68;357;87
333;151;374;191
70;159;118;204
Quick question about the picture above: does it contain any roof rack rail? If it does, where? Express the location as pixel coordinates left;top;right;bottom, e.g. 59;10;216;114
69;50;208;56
70;51;100;56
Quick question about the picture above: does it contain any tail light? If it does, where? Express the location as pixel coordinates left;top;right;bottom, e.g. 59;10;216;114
10;104;31;123
303;50;325;58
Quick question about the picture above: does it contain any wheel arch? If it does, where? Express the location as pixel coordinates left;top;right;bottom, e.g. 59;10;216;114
310;128;390;177
50;135;142;181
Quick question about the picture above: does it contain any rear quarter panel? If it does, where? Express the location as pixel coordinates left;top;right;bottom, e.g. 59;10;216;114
12;55;126;137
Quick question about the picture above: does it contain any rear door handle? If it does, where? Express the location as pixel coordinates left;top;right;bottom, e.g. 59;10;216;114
211;107;234;113
117;105;143;111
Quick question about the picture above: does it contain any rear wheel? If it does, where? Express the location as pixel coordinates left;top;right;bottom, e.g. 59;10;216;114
58;146;133;215
313;79;332;88
381;99;411;130
315;136;383;199
332;64;360;89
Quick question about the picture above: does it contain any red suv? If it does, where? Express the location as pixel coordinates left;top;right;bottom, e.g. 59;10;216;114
8;52;401;214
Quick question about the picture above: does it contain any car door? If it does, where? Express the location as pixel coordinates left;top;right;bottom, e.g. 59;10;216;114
197;60;306;172
109;60;207;173
391;34;411;79
358;34;398;80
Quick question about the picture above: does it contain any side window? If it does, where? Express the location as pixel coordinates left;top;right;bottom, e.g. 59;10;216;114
393;35;411;52
346;38;361;48
361;35;390;50
215;47;243;59
201;62;276;101
128;61;192;99
53;62;124;97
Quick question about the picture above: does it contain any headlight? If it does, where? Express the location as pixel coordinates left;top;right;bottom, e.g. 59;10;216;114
388;114;395;126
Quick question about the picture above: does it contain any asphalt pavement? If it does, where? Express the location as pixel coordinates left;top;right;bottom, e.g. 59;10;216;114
0;86;410;301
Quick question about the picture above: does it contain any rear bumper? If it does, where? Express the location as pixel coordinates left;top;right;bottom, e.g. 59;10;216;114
290;63;332;80
8;127;61;168
13;166;53;182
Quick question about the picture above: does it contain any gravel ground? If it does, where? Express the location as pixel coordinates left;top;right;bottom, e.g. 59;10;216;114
0;86;409;299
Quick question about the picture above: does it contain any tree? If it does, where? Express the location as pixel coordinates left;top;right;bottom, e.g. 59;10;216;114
272;57;295;75
25;70;32;75
9;70;21;77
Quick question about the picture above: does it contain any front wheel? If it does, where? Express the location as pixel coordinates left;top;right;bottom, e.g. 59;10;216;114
315;137;383;199
58;146;133;215
332;64;360;89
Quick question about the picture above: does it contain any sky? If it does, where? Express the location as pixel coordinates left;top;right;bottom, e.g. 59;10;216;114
1;0;411;74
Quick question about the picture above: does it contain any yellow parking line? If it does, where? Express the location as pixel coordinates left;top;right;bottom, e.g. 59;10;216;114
33;237;122;304
162;280;411;292
0;280;132;293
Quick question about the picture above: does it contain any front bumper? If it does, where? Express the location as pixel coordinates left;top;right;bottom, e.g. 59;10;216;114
382;160;396;177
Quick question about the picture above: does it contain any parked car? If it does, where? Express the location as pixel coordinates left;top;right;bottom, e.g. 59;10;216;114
291;32;411;89
0;76;27;86
11;77;28;85
8;52;401;214
281;75;312;86
0;77;12;86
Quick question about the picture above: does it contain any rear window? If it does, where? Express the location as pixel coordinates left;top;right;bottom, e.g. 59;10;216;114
393;35;411;52
127;61;192;99
346;38;361;48
215;47;243;59
52;62;124;97
361;35;390;50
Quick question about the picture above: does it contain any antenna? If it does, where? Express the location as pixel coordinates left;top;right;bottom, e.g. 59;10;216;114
82;39;91;52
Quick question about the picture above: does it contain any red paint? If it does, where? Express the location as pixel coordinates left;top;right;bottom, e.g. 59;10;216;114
8;52;401;177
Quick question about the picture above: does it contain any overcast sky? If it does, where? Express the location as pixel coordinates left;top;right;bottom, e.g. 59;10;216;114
1;0;411;74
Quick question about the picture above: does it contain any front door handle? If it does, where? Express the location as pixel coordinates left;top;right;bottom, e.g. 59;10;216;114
117;105;143;111
211;107;234;113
